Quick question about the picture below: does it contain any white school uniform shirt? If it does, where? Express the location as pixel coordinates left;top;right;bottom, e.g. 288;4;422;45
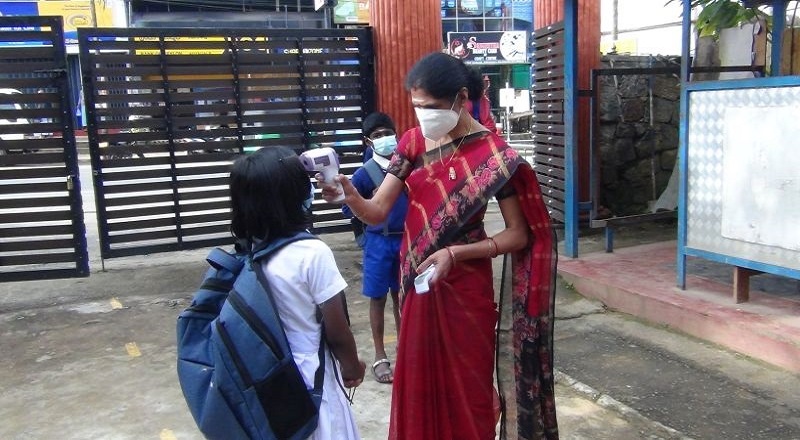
260;238;360;440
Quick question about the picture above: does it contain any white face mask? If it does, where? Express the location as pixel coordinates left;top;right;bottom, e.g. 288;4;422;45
371;135;397;157
414;96;461;141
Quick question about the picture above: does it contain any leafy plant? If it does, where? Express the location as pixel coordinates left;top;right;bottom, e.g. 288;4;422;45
666;0;771;38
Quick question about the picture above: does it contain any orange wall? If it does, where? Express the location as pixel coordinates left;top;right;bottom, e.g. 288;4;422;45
535;0;600;202
371;0;443;134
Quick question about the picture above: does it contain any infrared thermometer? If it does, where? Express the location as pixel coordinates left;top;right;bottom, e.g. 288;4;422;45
299;147;344;202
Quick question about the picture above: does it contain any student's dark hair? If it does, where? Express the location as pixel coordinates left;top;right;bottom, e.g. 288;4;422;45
229;146;310;244
404;52;484;102
362;111;396;137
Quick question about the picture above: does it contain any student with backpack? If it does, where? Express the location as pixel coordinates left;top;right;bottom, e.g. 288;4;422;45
342;112;407;384
177;146;365;440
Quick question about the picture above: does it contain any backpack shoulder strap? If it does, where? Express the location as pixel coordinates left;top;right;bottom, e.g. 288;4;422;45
363;158;385;188
251;231;318;262
206;248;245;275
250;230;326;394
363;159;393;236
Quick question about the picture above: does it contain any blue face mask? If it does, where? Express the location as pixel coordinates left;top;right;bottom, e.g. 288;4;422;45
302;182;314;211
371;135;398;157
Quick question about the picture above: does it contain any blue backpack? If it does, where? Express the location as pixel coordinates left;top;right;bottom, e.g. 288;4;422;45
176;231;324;440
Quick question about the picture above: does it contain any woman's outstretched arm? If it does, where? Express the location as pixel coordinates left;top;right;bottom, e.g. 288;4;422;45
319;172;404;226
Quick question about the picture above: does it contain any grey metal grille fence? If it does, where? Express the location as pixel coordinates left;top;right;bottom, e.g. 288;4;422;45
78;27;374;259
0;16;87;282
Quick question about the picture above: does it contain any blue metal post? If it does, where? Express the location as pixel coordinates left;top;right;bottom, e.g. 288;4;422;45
676;0;692;288
771;0;786;76
563;0;579;257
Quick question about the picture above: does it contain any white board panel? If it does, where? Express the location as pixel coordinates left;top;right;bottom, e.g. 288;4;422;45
721;106;800;251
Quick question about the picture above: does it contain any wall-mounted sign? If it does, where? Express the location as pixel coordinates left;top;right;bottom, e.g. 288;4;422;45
133;36;227;56
499;87;515;108
0;1;114;46
333;0;369;25
447;31;527;65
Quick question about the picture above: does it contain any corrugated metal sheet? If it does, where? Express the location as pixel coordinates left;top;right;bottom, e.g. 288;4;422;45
371;1;443;133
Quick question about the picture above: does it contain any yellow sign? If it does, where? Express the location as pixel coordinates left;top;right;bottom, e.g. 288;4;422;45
131;36;313;56
37;0;114;30
34;0;114;45
134;36;227;56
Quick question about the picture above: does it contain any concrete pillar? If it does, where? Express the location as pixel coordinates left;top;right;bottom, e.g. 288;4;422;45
370;0;443;133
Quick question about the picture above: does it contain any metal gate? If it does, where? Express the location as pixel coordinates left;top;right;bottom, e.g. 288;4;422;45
0;16;87;282
78;27;374;260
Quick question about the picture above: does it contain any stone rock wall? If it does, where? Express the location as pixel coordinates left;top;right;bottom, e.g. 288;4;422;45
596;55;681;215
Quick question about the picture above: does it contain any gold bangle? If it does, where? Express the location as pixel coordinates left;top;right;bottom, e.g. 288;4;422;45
487;237;498;258
446;246;457;266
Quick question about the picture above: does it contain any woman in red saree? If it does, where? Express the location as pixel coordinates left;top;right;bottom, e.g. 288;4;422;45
321;52;558;440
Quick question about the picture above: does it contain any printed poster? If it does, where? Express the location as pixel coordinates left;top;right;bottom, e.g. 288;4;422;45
448;31;527;65
0;1;114;46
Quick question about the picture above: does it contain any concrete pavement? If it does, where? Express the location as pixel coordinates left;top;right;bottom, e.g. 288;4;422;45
0;238;682;440
6;151;800;440
3;204;800;438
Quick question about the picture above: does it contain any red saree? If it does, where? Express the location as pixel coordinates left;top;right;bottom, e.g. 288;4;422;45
387;128;558;440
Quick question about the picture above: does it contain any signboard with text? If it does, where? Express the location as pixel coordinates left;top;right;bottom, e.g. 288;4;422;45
333;0;369;25
0;1;114;46
447;31;528;65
